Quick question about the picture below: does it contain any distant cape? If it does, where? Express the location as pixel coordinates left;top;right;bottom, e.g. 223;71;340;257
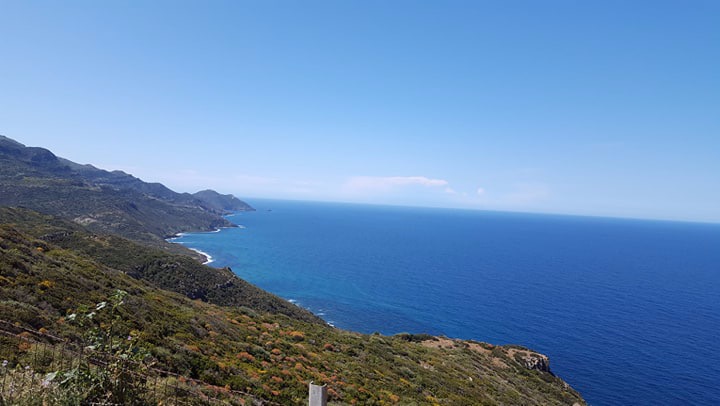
0;134;253;253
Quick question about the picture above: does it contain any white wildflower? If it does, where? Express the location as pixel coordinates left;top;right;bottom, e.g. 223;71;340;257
42;371;57;387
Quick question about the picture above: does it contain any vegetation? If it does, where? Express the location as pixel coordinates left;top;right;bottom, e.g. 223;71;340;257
0;207;321;324
0;135;253;256
192;189;255;213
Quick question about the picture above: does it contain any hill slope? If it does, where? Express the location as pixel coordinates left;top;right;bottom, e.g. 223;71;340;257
193;189;255;213
0;207;320;324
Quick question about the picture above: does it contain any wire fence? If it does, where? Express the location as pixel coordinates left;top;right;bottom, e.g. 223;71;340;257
0;320;283;405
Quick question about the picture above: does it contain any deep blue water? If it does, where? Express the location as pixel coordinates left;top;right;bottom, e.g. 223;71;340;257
173;199;720;405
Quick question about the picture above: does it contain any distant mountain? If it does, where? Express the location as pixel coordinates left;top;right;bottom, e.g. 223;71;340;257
193;189;254;213
0;135;253;253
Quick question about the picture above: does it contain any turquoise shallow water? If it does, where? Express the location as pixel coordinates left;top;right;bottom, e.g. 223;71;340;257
173;199;720;405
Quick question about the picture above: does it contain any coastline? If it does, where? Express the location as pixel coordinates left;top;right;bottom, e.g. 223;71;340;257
188;247;214;265
170;219;341;328
166;217;242;265
166;233;215;265
159;207;588;403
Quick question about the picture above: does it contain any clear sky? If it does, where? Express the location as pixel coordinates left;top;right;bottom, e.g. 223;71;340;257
1;1;718;222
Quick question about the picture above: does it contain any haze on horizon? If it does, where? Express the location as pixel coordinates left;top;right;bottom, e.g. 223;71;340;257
1;1;718;223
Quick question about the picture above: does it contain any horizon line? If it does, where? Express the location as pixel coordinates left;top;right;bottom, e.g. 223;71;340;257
234;196;720;226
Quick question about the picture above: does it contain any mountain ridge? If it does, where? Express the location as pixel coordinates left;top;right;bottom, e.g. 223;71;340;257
0;135;253;256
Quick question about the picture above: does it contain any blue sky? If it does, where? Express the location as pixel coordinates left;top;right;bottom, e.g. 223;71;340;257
1;1;718;222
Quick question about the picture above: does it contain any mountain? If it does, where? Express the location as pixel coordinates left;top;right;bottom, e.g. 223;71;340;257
0;135;253;255
193;189;255;213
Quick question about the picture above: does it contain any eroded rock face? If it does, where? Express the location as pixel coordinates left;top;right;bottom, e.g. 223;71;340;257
507;347;553;374
521;353;551;372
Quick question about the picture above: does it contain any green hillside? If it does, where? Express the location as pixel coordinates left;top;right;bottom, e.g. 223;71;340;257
0;135;253;256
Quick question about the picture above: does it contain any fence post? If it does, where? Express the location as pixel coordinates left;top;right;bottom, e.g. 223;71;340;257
309;381;327;406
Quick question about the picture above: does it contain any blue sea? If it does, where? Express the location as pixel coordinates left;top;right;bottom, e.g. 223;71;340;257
173;199;720;405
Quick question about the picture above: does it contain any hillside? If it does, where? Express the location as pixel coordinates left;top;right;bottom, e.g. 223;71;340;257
193;189;255;213
0;135;253;255
0;207;320;324
0;214;585;405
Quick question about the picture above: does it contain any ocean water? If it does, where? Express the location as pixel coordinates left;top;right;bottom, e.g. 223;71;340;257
173;199;720;405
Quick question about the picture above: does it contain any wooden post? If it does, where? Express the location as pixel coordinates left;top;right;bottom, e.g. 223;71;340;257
309;381;327;406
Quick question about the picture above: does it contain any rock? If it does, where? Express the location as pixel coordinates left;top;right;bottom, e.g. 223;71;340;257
521;353;551;373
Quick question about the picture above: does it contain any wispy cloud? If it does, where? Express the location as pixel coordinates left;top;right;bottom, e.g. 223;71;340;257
343;176;449;193
503;183;550;205
444;182;550;210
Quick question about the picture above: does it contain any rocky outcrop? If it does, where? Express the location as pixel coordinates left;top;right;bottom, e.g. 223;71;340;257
521;352;551;372
508;347;553;373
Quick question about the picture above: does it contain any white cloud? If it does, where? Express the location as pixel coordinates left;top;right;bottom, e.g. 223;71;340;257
444;187;457;194
476;187;485;195
344;176;449;193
